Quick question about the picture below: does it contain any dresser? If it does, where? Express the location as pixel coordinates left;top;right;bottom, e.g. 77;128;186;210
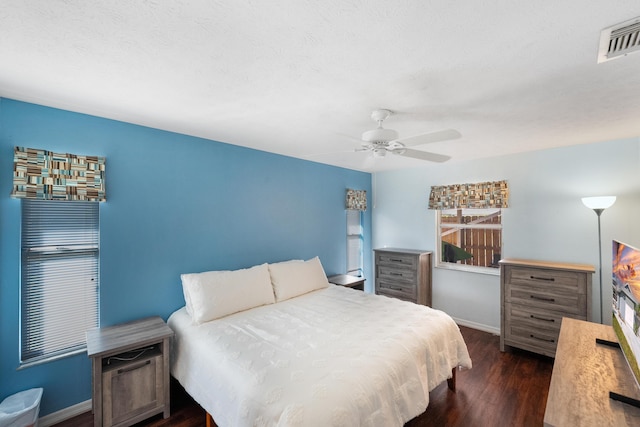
86;316;174;427
500;259;594;358
374;248;432;306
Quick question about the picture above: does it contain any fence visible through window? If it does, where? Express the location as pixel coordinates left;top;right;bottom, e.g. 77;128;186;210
440;209;502;268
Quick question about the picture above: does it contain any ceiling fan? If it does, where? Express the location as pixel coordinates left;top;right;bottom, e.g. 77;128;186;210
357;109;460;162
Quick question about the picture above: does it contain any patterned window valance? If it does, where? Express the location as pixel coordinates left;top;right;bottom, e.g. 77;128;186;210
428;180;508;210
12;147;106;202
346;189;367;211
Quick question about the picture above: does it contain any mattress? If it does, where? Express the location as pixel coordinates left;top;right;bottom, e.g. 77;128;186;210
168;284;472;427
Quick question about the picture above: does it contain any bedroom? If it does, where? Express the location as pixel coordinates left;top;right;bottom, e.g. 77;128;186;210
1;1;640;426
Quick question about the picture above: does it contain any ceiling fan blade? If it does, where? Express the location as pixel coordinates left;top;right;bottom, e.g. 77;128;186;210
396;129;461;147
397;148;451;163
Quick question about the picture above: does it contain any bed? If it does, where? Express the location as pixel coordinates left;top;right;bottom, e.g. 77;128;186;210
168;258;472;427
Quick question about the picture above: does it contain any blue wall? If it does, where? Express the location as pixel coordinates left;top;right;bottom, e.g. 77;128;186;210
0;98;372;416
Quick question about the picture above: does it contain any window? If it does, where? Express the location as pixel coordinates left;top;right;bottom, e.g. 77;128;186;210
21;199;100;366
346;210;364;277
436;208;502;273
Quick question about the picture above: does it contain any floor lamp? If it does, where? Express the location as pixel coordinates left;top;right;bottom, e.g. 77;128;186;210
581;196;616;324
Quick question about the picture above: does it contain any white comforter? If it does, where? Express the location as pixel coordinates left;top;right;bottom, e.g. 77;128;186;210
168;285;472;427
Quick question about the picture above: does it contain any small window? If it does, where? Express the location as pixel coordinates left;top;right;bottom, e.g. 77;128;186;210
346;210;364;277
436;208;502;273
21;199;100;366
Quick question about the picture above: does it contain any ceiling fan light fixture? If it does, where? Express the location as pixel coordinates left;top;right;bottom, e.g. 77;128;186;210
373;148;387;158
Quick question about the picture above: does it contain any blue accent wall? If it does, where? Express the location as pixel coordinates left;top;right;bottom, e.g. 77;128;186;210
0;98;372;416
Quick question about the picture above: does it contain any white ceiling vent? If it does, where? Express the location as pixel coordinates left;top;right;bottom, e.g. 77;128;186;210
598;16;640;63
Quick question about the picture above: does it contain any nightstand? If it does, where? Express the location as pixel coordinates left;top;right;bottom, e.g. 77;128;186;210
328;274;365;291
86;316;174;427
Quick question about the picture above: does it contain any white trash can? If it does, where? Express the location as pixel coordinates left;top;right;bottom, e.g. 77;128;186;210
0;388;43;427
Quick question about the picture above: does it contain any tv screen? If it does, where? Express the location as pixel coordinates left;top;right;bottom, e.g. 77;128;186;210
612;239;640;389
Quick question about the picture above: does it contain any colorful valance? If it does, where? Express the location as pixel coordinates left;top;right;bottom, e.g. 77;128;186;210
12;147;106;202
346;189;367;211
428;180;508;209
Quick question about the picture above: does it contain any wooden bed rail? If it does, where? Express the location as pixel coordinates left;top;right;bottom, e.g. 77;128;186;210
204;367;458;425
206;411;215;427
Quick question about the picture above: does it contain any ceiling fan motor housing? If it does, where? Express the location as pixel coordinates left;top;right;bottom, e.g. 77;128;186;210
362;127;398;143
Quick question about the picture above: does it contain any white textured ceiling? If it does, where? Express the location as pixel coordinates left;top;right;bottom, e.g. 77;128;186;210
1;1;640;172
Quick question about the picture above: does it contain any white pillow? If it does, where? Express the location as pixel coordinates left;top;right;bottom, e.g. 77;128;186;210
268;256;330;302
181;263;275;324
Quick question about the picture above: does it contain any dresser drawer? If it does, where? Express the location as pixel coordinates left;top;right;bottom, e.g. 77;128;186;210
504;323;559;357
507;267;586;293
377;265;416;284
376;252;417;269
506;283;586;315
504;303;563;350
377;279;417;300
506;303;566;332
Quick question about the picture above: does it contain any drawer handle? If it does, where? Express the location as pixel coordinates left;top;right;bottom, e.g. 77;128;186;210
530;334;555;343
388;286;403;291
530;295;555;302
390;258;407;263
530;314;555;323
530;275;555;282
117;359;151;375
389;272;403;276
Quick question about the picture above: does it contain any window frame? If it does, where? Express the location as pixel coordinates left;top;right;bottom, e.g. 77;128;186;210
435;208;502;276
20;199;100;368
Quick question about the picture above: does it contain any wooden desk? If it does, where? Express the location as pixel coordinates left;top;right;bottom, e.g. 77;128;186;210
327;274;365;291
544;317;640;426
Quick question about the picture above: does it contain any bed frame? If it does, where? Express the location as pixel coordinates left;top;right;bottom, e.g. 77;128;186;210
204;367;458;426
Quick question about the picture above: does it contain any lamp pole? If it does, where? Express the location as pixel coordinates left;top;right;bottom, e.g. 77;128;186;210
582;196;616;324
594;208;604;323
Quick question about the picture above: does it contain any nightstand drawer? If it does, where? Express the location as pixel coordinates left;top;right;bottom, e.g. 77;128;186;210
103;353;164;426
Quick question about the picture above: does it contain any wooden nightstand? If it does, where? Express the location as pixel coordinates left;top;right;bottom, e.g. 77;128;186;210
328;274;365;291
86;316;174;427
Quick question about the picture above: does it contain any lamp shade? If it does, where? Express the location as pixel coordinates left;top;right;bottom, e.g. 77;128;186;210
581;196;616;210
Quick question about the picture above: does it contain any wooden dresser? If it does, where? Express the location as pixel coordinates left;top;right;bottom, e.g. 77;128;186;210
374;248;432;306
500;259;594;357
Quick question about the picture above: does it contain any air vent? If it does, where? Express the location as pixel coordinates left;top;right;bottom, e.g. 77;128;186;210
598;16;640;63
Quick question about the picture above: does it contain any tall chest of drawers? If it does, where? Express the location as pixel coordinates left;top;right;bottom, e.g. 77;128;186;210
374;248;432;306
500;259;594;358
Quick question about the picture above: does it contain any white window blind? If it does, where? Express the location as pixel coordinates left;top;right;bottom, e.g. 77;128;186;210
21;199;100;366
346;210;363;276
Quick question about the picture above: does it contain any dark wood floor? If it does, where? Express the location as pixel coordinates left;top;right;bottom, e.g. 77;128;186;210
53;326;553;427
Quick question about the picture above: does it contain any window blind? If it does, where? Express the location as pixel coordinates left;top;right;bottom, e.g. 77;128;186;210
346;210;363;276
21;199;99;365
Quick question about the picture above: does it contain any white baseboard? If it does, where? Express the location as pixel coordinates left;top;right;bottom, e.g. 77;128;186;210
39;399;91;427
453;317;500;336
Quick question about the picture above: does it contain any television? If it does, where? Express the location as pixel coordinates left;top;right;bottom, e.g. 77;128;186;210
612;239;640;392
